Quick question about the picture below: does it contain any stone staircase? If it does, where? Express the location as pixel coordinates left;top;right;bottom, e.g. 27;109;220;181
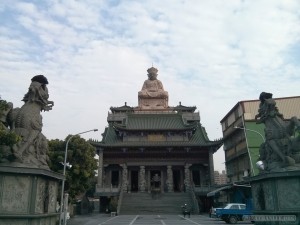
119;192;192;215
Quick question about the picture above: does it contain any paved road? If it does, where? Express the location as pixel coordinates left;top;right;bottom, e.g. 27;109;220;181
68;214;253;225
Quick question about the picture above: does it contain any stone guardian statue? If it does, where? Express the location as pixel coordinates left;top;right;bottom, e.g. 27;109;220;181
0;75;54;169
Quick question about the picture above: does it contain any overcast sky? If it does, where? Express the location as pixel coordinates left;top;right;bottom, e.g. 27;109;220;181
1;0;300;172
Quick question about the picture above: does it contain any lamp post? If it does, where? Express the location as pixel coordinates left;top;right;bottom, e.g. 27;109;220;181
234;126;265;176
234;126;265;142
59;129;98;225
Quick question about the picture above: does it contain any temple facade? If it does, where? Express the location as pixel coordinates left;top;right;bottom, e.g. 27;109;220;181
92;67;223;214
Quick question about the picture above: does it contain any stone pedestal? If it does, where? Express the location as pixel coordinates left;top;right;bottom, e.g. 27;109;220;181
138;97;168;109
0;166;63;225
249;170;300;225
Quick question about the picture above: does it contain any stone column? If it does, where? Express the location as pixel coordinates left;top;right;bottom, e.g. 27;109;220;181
147;170;151;193
166;165;174;192
184;164;192;191
208;148;215;185
161;170;164;193
121;164;128;192
139;166;146;192
97;149;103;187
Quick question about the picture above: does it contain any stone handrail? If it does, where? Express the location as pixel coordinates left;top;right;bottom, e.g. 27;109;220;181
193;185;214;193
117;185;124;215
188;186;199;214
96;186;119;194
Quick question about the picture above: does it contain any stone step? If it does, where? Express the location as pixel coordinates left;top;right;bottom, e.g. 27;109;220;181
120;192;192;215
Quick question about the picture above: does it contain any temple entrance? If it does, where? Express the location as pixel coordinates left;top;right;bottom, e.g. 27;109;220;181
99;196;109;213
131;170;138;192
111;170;119;188
173;170;181;192
150;170;161;191
192;170;201;186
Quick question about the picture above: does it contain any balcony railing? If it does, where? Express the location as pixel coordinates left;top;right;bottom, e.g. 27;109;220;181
193;185;215;194
95;185;120;196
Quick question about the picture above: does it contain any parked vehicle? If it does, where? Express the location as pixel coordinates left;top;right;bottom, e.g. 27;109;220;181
215;203;253;224
211;207;222;218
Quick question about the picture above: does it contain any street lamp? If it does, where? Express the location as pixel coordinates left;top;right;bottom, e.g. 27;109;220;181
234;126;265;142
233;126;265;176
59;129;98;225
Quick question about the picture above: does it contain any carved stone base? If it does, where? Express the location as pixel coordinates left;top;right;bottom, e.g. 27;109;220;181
138;97;168;109
249;170;300;225
0;166;63;225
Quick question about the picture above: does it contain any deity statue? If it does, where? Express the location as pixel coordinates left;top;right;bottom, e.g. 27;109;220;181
138;67;168;99
138;67;169;109
256;92;300;172
0;75;54;169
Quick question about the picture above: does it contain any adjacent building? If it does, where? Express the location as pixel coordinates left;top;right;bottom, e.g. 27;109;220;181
91;67;223;214
207;95;300;207
214;170;227;185
220;96;300;183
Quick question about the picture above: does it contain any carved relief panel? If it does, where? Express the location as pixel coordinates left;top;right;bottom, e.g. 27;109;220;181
0;175;30;214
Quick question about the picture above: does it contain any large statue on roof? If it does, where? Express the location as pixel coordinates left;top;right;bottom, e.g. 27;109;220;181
138;67;169;109
0;75;54;169
255;92;300;172
139;67;168;98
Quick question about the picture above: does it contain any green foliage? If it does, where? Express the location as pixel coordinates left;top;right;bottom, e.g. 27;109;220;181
85;177;97;197
108;197;118;212
0;99;21;147
48;136;98;201
0;99;9;111
0;129;21;146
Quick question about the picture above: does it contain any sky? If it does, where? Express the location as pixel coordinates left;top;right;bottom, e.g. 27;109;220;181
1;0;300;172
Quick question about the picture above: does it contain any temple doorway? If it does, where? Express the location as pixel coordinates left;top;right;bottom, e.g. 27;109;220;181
173;170;181;192
131;170;138;192
111;170;119;188
150;170;161;191
192;170;201;186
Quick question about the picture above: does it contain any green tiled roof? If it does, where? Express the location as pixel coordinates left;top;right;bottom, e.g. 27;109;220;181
113;113;196;131
93;123;223;148
91;112;223;149
110;103;134;113
173;104;197;113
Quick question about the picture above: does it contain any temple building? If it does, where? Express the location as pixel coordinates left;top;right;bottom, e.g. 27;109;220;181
91;67;223;214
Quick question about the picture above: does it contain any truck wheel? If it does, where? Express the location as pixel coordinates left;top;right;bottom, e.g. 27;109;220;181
229;216;237;224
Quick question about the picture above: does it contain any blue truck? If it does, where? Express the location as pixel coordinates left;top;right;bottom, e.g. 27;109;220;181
215;203;253;224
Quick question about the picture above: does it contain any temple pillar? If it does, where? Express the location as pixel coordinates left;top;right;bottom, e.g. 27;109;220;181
97;149;103;188
166;165;174;192
121;164;128;192
184;164;192;191
139;166;146;192
161;170;164;193
208;148;215;185
147;170;151;193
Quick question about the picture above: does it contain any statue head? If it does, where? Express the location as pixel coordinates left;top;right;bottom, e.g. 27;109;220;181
259;92;273;103
22;75;52;110
147;67;158;80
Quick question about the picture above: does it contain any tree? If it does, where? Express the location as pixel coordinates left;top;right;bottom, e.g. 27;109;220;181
48;135;98;200
0;98;20;161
